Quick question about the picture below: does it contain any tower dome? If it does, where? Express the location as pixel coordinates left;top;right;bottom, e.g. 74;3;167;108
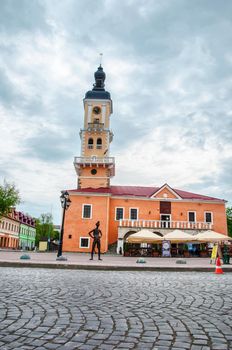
94;65;106;88
85;65;111;100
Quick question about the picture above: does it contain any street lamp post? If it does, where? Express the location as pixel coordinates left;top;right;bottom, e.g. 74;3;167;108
56;190;71;261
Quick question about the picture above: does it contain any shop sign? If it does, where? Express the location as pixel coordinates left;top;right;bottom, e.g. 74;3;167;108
162;240;171;257
210;244;218;264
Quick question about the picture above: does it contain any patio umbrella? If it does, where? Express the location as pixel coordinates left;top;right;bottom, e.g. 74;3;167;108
163;229;197;243
126;229;164;243
195;230;232;242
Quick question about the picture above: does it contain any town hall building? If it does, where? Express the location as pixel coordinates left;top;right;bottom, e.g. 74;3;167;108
62;65;228;255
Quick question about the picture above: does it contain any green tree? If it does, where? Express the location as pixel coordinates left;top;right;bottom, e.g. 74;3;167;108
35;213;56;246
226;207;232;238
0;181;20;217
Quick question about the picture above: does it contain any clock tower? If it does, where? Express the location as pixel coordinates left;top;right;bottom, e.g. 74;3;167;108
74;65;115;189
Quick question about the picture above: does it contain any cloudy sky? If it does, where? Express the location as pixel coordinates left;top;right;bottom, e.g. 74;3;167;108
0;0;232;223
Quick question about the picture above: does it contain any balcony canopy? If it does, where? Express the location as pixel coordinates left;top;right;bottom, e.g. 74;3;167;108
163;230;197;243
126;229;163;243
195;230;232;242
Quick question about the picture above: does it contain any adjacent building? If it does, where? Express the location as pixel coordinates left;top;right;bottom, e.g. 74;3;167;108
18;212;36;250
0;209;20;249
0;210;36;250
62;65;228;254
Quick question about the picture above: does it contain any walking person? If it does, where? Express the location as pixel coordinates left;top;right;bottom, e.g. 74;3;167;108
88;221;102;260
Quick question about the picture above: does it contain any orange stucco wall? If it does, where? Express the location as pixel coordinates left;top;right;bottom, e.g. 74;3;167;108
63;194;110;253
78;167;110;189
80;167;109;178
83;131;108;157
108;198;160;244
170;201;227;234
63;193;228;253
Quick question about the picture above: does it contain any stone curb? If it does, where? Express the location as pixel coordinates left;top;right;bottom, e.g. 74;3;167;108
1;261;232;272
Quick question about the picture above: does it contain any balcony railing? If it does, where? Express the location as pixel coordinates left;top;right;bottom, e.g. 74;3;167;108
74;156;115;165
87;122;104;131
119;219;213;230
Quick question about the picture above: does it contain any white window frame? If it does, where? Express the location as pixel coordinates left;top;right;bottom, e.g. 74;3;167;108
160;214;171;228
129;208;139;221
204;211;213;224
79;237;90;248
160;214;171;221
188;211;196;223
115;207;124;221
82;204;92;219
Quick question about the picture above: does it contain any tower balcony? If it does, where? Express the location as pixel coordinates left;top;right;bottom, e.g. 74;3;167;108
74;156;115;176
87;122;104;131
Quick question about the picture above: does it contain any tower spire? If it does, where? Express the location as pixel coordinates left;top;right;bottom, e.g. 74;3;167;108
99;53;103;66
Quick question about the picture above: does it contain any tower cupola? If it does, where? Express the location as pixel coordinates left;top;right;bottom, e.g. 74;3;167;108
85;65;111;102
94;65;106;90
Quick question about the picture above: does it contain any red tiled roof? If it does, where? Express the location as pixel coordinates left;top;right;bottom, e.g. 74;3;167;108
68;185;225;202
111;186;158;197
69;187;111;194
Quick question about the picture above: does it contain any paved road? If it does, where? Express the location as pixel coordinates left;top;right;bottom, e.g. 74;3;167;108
0;268;231;350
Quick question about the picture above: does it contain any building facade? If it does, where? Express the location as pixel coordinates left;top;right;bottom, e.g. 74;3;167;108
0;210;36;250
62;65;228;254
0;210;20;249
18;212;36;250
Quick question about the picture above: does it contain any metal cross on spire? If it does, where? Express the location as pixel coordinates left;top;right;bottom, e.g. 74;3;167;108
99;53;103;66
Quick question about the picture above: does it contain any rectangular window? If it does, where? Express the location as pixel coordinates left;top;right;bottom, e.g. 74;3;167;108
160;201;171;214
115;208;124;221
80;237;90;248
188;212;196;222
205;212;212;223
82;204;92;219
130;208;138;220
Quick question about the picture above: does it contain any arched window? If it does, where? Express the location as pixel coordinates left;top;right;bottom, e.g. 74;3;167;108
88;138;94;149
97;138;102;149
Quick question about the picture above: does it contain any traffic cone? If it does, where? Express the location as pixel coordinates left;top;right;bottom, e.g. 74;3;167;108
215;257;223;274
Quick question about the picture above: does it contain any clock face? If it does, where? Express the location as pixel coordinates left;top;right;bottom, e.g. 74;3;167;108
93;106;101;115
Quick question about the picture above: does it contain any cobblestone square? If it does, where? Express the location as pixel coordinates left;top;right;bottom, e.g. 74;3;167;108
0;268;232;349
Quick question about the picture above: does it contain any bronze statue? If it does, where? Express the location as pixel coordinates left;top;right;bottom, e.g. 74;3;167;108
88;221;102;260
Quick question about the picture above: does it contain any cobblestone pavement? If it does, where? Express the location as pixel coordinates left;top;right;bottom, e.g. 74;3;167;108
0;268;232;350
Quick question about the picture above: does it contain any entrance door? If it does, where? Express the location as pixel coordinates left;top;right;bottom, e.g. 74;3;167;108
161;214;171;228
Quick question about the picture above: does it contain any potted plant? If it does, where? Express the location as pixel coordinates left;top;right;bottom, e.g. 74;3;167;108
183;244;190;258
123;242;130;257
200;243;208;257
